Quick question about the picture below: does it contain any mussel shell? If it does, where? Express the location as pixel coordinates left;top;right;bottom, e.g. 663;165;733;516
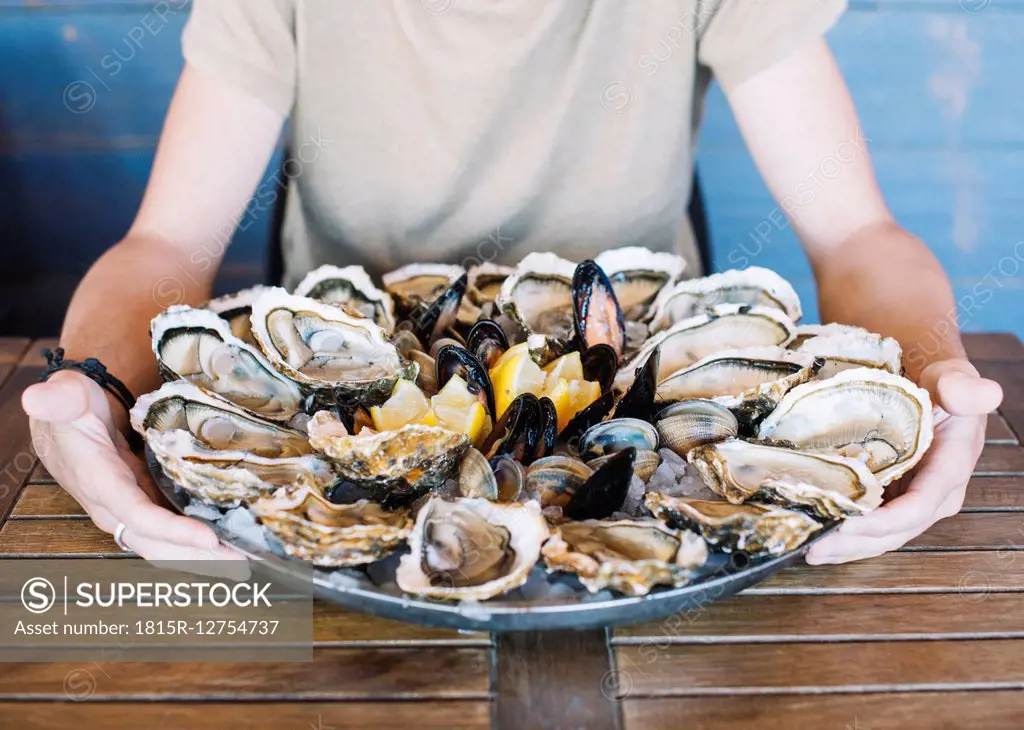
467;319;509;369
590;448;661;484
581;344;618;394
613;346;659;421
572;260;626;359
563;447;637;521
557;391;616;453
535;396;558;461
655;399;738;458
435;344;496;417
481;392;544;464
391;328;426;358
525;455;594;508
408;273;468;347
580;418;659;460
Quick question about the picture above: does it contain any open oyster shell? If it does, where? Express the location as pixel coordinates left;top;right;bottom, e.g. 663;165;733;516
648;267;802;330
541;518;707;596
151;306;306;423
645;492;822;556
293;264;396;332
614;305;796;394
131;381;312;458
205;285;272;347
250;288;415;404
396;497;548;601
147;428;335;508
791;323;902;379
687;438;882;519
252;481;413;567
467;263;515;306
496;252;577;348
757;367;933;486
307;412;469;506
383;263;467;313
593;247;686;322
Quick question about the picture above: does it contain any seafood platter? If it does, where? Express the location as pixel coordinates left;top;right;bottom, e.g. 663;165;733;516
138;249;934;631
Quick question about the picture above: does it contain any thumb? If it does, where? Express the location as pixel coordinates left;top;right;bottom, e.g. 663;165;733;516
918;359;1003;417
22;371;101;424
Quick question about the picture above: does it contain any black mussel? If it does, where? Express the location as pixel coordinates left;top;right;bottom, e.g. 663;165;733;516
557;390;615;455
572;260;626;359
467;319;509;369
327;479;377;505
534;396;558;461
481;392;543;464
563;447;637;520
613;346;660;421
408;273;468;347
435;344;496;418
581;343;618;394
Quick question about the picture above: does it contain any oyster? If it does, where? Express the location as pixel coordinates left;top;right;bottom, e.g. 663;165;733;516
594;247;687;322
383;263;466;313
307;411;469;506
614;305;796;393
250;288;415;404
497;252;577;347
293;264;397;332
648;267;801;331
757;368;933;486
645;493;822;556
688;439;882;518
791;324;902;379
252;481;412;567
151;306;306;423
395;497;548;601
542;519;707;596
148;428;335;508
467;263;515;306
205;285;272;346
131;381;312;458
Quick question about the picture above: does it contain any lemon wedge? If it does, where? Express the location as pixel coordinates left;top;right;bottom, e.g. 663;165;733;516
370;379;431;431
568;379;602;416
542;351;585;390
541;377;574;432
492;349;546;418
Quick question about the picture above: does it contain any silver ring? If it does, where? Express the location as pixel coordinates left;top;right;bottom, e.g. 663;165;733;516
113;523;130;552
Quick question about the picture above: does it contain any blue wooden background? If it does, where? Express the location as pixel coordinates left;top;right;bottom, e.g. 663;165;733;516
1;0;1022;338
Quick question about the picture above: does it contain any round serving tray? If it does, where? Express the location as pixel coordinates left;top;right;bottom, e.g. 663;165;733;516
150;448;837;633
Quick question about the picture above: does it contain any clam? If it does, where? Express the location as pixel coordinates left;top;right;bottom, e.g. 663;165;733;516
580;418;659;460
395;497;548;601
131;381;312;458
524;455;594;508
252;481;413;567
151;306;306;423
594;247;687;322
648;267;802;330
205;285;272;346
250;288;416;405
542;519;707;596
572;259;626;359
654;399;738;458
293;264;397;332
791;323;903;379
645;492;822;556
757;367;933;486
147;428;335;508
457;448;500;501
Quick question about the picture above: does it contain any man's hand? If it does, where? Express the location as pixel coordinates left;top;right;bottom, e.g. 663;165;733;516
806;360;1003;564
22;371;246;563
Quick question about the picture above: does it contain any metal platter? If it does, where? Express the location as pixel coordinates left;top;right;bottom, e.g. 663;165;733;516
150;449;838;633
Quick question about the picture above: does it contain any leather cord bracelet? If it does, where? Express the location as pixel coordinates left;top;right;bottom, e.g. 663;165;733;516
39;348;144;450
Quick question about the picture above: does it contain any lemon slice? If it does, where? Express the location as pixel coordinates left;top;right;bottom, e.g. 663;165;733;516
568;379;601;417
370;379;430;431
543;351;584;389
435;400;491;446
541;377;574;432
492;349;546;418
489;342;532;381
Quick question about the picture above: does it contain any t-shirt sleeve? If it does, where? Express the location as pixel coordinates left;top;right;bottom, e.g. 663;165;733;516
181;0;297;115
696;0;847;90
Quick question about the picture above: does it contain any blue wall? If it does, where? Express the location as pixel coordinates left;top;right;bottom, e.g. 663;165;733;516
1;0;1022;337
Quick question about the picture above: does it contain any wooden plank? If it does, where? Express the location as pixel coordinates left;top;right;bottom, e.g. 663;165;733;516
965;334;1024;363
495;630;619;730
0;648;490;700
0;518;124;555
978;360;1024;444
963;476;1024;511
0;338;29;364
27;461;52;483
612;639;1024;696
758;551;1024;593
313;603;488;645
904;512;1024;550
988;413;1018;443
975;444;1024;474
622;691;1024;730
10;484;86;517
0;702;492;730
614;593;1024;642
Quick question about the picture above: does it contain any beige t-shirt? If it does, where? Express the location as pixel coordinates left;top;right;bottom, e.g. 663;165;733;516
182;0;845;287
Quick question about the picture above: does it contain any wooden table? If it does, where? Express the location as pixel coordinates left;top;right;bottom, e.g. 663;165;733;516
1;335;1023;729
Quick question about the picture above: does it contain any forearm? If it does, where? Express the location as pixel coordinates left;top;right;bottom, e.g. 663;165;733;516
60;234;216;422
812;220;966;380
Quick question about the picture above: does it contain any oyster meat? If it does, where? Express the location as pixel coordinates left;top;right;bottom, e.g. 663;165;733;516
383;263;466;314
688;438;882;519
757;367;933;486
293;264;397;332
307;411;469;506
648;267;802;331
205;285;272;346
593;247;686;322
497;252;577;347
791;323;902;379
250;288;415;403
131;381;312;458
467;263;515;306
645;492;822;556
151;306;306;423
148;428;335;508
396;497;549;601
542;519;707;596
252;481;413;567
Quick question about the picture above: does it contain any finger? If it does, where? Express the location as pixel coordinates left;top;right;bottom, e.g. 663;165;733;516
123;533;251;579
806;527;917;564
111;495;221;550
919;360;1003;416
22;372;95;423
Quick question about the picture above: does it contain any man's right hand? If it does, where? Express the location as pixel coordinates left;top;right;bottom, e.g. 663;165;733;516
22;371;245;562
